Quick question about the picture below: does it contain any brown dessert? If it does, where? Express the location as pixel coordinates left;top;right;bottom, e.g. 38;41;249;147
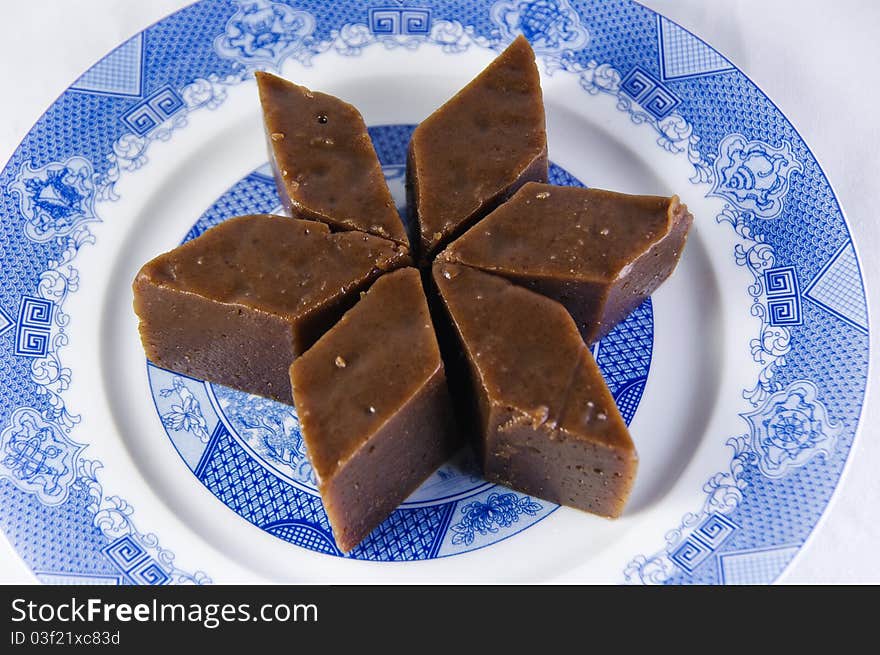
132;214;409;404
433;262;637;518
256;72;408;246
438;182;692;343
290;268;458;552
407;35;548;265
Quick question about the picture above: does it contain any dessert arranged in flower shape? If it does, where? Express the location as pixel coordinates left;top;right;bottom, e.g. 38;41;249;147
133;36;693;552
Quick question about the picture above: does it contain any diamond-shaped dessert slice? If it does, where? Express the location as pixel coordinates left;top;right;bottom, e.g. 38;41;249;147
133;215;409;403
439;182;693;343
256;72;408;247
433;262;637;518
407;35;548;265
291;268;458;552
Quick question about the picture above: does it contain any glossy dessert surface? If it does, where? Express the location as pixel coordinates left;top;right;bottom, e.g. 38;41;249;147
291;268;458;551
407;35;548;264
257;72;407;246
133;214;409;403
439;182;692;342
433;262;637;518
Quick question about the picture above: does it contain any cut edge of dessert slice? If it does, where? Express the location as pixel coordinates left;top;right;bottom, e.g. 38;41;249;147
291;267;459;552
407;35;548;265
132;214;410;404
256;71;409;247
432;261;637;518
438;182;693;343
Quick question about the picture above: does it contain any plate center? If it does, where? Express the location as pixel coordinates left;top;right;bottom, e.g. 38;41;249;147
146;124;653;559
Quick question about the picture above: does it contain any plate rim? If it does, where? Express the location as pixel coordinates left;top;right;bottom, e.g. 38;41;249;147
0;0;870;584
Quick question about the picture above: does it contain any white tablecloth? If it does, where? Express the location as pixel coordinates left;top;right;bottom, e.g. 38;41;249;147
1;0;877;583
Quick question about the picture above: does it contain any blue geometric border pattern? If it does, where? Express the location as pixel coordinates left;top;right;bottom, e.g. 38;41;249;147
13;296;54;358
102;535;171;585
669;513;738;573
35;572;122;585
717;545;800;585
121;86;186;136
657;15;734;81
369;7;433;35
0;306;13;338
0;0;869;583
70;33;145;97
146;128;654;561
764;266;802;326
803;240;868;333
620;66;680;119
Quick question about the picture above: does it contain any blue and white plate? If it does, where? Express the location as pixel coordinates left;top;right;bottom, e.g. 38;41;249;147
0;0;869;584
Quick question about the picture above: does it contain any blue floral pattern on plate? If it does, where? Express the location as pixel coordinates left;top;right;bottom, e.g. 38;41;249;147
450;493;544;546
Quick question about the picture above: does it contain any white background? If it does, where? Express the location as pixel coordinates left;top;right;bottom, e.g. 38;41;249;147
0;0;877;583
